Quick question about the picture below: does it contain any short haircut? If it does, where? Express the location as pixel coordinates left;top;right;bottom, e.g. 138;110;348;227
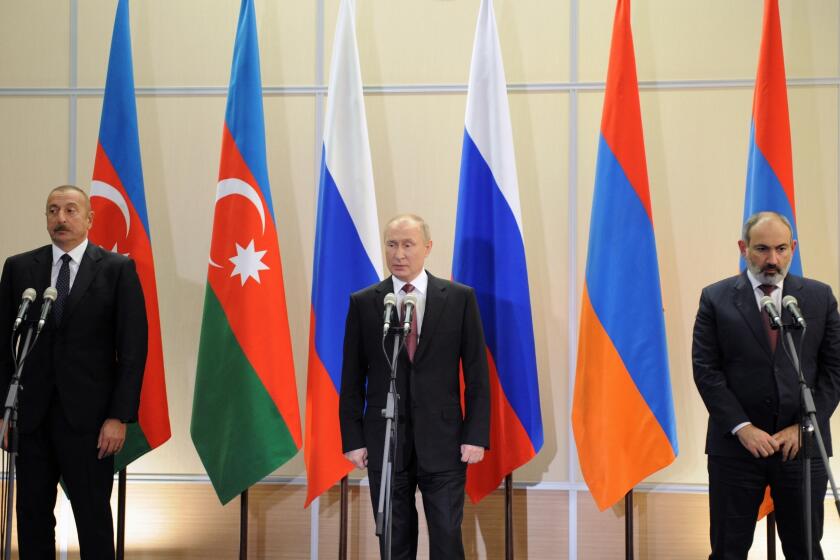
47;185;91;212
741;211;793;245
384;213;431;243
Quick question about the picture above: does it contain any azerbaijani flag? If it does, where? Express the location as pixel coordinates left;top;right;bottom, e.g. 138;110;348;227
744;0;799;521
453;0;543;504
304;0;382;508
89;0;170;471
191;0;302;505
571;0;678;511
742;0;800;275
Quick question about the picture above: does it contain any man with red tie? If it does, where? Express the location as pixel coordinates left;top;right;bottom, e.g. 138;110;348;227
693;211;840;559
339;214;490;559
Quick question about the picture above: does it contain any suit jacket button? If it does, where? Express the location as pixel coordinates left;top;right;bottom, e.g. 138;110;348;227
764;398;772;405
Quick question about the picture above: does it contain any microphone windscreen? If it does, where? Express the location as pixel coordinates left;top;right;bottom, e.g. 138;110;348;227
759;295;774;308
384;293;397;306
21;288;36;302
404;293;418;307
782;295;798;307
43;287;58;302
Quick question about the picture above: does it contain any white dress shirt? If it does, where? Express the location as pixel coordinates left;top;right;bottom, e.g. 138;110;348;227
392;270;428;337
51;239;88;290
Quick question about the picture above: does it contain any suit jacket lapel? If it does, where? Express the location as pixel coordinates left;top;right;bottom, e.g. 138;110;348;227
30;246;53;298
733;271;773;356
415;272;447;363
62;243;102;326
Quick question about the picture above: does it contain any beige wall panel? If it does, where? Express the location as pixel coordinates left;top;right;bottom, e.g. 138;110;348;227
325;0;569;86
77;0;315;88
579;1;839;83
789;86;839;289
76;94;315;476
0;4;70;87
0;98;70;256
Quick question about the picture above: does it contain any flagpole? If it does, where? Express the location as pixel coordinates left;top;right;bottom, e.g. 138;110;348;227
240;489;248;560
116;468;127;560
504;474;513;559
625;490;633;560
339;476;348;560
766;513;776;560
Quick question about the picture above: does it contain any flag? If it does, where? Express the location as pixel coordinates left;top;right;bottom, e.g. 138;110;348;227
89;0;170;471
303;0;382;508
571;0;678;511
743;0;799;520
191;0;301;505
452;0;543;504
743;0;800;274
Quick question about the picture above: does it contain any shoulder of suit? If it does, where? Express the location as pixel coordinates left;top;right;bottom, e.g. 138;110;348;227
88;243;132;265
702;273;744;296
4;244;52;265
793;274;833;294
351;278;390;300
428;274;472;295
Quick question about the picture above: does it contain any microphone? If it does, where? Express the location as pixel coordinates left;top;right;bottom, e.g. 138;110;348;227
382;293;397;336
13;288;37;332
760;295;784;329
402;293;418;334
36;287;58;334
782;295;807;328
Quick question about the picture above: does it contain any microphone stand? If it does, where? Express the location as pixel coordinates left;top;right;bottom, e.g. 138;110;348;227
0;323;39;560
375;325;408;560
777;321;840;560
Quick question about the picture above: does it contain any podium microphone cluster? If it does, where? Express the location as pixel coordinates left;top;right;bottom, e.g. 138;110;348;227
782;295;807;328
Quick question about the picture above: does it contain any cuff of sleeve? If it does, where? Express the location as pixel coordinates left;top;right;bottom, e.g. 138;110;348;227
731;421;751;435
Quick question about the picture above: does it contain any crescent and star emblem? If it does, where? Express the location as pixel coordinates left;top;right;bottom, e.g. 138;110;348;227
210;178;271;286
90;180;131;256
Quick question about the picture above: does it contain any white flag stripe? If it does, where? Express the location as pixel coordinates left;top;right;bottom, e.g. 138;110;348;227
323;0;383;275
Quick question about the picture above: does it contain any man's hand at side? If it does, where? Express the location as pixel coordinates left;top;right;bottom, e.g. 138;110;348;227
460;444;484;464
97;418;126;459
772;424;801;461
735;424;780;458
345;447;368;470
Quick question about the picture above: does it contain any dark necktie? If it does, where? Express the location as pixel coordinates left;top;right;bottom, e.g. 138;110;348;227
759;284;778;351
401;283;418;362
54;253;71;324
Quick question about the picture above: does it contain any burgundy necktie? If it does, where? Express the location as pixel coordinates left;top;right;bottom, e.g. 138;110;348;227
401;283;418;362
759;284;778;351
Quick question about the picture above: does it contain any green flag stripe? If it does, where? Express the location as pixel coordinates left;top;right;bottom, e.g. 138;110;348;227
114;423;152;472
191;285;298;504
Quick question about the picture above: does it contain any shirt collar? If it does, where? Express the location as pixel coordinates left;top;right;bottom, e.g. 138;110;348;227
392;269;428;295
746;268;784;293
52;238;89;266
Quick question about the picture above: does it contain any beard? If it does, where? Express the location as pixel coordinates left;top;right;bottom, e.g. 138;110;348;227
747;260;791;285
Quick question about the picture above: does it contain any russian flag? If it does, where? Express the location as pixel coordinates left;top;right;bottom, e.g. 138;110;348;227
304;0;382;508
453;0;543;504
742;0;800;275
745;0;798;521
89;0;171;471
571;0;678;511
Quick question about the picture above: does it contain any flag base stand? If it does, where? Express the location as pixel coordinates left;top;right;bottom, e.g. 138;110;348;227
339;476;348;560
240;489;248;560
766;512;776;560
505;474;513;559
625;490;633;560
116;468;127;559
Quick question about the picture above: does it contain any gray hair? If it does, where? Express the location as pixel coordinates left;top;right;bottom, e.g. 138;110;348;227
741;211;793;245
384;214;431;243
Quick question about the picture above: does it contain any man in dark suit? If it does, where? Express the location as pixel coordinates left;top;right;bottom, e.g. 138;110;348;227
693;211;840;559
0;185;147;559
339;214;490;559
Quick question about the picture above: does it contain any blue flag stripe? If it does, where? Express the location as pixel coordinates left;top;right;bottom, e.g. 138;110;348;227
98;0;150;235
585;135;678;452
312;150;380;390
